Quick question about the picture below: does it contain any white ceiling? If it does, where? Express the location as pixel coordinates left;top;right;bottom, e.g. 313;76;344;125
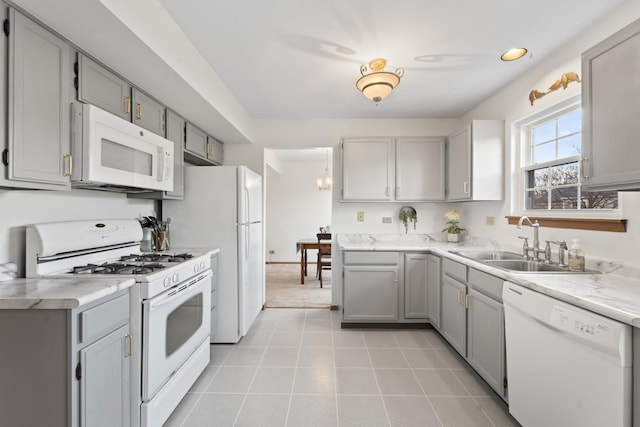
12;0;627;138
156;0;624;119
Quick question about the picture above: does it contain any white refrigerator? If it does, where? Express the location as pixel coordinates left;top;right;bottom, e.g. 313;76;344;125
164;165;264;343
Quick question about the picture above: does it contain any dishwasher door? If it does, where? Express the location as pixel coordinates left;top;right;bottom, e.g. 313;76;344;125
503;282;632;427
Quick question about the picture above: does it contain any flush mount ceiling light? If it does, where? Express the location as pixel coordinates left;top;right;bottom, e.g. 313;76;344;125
500;48;528;61
356;58;404;103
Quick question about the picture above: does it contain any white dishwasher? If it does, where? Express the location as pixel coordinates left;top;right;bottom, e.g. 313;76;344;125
503;282;632;427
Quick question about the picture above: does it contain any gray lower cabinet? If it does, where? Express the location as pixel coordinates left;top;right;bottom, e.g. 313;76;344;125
439;258;507;401
342;251;399;322
0;289;134;427
427;254;441;330
2;7;72;189
404;253;429;318
440;274;467;355
466;288;505;397
80;323;131;427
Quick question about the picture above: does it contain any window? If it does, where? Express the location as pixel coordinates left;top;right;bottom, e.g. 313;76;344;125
522;104;617;211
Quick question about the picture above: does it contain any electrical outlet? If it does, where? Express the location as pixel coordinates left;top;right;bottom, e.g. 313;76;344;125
268;250;275;254
486;216;495;226
357;211;365;222
382;217;392;223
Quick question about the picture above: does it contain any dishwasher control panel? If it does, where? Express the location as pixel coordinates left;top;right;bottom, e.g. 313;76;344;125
550;305;616;347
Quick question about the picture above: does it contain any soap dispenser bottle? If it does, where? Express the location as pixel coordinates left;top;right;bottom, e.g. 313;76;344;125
568;239;585;272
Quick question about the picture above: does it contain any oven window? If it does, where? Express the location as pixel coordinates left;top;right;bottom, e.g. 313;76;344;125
165;293;203;357
101;138;152;176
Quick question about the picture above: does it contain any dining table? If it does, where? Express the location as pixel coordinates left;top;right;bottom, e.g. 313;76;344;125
295;238;330;284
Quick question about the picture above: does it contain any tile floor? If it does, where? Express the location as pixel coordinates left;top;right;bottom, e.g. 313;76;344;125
164;308;521;427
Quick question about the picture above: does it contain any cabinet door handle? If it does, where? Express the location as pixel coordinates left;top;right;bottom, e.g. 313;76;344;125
457;289;462;305
124;96;131;114
396;186;400;197
465;294;470;309
385;186;390;197
63;153;73;177
136;103;142;120
463;181;469;194
124;333;133;357
581;157;589;179
394;271;398;284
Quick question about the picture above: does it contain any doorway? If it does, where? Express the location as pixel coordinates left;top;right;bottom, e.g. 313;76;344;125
264;148;333;308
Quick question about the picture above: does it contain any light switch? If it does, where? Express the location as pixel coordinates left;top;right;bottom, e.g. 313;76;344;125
382;217;392;223
486;216;495;226
357;211;365;222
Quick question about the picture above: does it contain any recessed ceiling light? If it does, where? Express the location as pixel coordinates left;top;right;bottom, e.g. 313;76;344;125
500;48;528;61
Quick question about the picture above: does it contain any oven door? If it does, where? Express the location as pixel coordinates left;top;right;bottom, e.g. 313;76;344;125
142;270;211;400
77;103;174;191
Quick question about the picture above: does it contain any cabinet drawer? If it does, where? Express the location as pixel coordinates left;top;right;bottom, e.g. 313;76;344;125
343;251;398;265
79;293;129;344
468;268;503;302
443;258;467;282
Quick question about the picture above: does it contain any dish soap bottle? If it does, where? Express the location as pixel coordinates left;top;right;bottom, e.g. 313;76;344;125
568;239;585;272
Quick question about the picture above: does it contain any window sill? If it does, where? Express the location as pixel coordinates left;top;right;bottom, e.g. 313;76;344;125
505;216;626;232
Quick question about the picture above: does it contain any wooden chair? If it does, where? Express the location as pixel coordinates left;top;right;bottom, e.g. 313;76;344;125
316;233;331;288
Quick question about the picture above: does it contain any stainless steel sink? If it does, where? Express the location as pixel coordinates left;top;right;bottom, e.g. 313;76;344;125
452;250;524;261
486;259;600;274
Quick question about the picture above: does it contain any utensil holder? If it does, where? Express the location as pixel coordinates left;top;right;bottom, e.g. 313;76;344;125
154;230;170;251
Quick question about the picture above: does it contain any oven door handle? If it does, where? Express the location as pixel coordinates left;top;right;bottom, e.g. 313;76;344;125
149;270;212;311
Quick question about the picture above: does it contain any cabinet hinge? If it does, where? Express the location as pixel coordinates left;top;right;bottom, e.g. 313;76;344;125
73;76;79;91
2;149;8;166
75;363;82;380
503;376;508;389
3;19;9;37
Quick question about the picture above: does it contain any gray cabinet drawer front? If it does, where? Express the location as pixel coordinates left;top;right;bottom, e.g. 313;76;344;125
468;268;503;302
79;294;129;344
343;251;398;265
443;258;467;282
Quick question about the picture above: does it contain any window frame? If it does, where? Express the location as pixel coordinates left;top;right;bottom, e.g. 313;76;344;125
514;95;620;219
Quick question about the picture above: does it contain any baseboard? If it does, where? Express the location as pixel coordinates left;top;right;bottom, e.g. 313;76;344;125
341;322;433;329
266;261;299;265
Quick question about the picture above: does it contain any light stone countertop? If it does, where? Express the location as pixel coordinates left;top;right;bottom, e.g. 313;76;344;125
338;233;640;327
0;277;136;309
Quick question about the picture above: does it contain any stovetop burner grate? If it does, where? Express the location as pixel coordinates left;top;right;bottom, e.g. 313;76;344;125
72;262;166;275
120;253;194;263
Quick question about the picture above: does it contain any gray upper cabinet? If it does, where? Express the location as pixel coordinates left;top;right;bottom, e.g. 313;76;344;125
184;122;208;163
582;18;640;191
396;137;445;201
342;137;445;202
342;138;393;201
132;88;165;136
77;53;131;120
207;136;224;165
3;8;72;189
446;120;504;201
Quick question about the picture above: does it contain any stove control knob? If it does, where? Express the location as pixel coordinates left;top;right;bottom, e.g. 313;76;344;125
194;264;200;273
163;276;172;288
172;273;179;284
200;261;206;270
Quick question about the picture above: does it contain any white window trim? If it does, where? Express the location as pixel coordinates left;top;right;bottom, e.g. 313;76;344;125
512;94;621;219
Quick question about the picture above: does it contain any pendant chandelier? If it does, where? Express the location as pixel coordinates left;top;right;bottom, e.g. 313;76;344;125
356;58;404;103
317;149;332;191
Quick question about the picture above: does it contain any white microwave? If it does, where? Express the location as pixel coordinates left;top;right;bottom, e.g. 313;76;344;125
71;103;174;193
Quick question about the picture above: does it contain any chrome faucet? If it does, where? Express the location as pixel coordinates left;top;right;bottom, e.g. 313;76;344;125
546;240;568;266
517;216;542;261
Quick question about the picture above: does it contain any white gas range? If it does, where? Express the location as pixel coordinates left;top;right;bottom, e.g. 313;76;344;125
26;219;212;427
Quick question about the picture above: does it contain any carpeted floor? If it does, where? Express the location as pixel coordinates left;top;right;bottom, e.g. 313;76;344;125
265;263;332;308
